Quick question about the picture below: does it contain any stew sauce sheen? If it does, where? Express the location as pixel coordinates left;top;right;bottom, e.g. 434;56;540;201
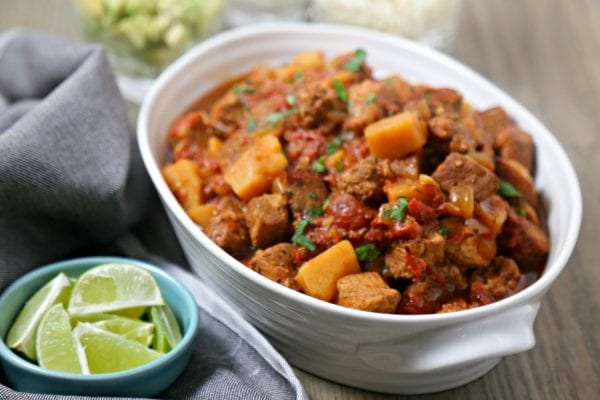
162;50;549;314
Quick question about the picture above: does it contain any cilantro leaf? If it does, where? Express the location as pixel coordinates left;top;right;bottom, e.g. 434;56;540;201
292;219;316;251
333;79;348;103
246;119;257;132
438;227;451;235
386;197;409;221
311;155;328;173
344;48;367;72
498;180;521;198
355;243;381;262
364;93;377;105
326;137;344;155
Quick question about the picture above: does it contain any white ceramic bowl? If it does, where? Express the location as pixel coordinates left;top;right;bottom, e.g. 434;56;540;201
137;23;582;394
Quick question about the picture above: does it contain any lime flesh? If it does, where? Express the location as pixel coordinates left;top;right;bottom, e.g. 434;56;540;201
93;317;155;347
150;305;182;353
6;273;72;360
68;263;163;316
36;304;87;373
73;323;161;373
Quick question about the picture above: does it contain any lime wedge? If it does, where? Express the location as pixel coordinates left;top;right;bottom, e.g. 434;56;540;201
150;305;182;353
93;318;154;347
6;273;72;360
36;304;88;374
68;263;164;316
73;323;161;373
111;306;147;319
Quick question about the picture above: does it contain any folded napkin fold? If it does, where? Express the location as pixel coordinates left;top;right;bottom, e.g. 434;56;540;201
0;31;307;400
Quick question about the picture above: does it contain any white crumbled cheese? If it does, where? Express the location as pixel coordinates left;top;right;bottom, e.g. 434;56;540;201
311;0;463;48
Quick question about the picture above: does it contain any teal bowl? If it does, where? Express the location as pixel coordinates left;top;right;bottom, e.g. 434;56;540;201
0;257;199;397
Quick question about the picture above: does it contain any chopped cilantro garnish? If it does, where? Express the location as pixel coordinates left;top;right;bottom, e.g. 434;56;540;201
498;180;521;198
364;93;378;105
292;219;316;251
311;155;328;173
308;192;318;200
384;197;409;221
232;83;255;95
326;137;344;154
335;160;344;173
453;99;462;112
246;119;257;132
518;208;527;217
286;94;296;105
424;91;432;104
306;208;324;217
438;227;451;236
266;111;285;125
265;108;298;126
355;243;381;262
344;48;367;72
322;195;331;210
333;79;348;103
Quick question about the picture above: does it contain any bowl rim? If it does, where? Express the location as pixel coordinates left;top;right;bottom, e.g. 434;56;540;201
0;256;199;381
138;22;582;324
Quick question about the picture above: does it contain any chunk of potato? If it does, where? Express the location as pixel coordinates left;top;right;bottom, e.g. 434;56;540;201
293;51;325;70
365;112;427;159
224;135;288;201
384;174;441;205
187;203;215;230
162;159;202;210
207;136;223;158
295;240;361;302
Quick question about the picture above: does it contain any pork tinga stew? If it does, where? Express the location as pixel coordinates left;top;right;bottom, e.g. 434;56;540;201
163;50;550;314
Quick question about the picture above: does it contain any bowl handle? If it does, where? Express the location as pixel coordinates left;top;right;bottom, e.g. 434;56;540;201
357;302;540;373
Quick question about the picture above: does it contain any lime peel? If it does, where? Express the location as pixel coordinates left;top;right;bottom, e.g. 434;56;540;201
68;263;164;316
6;273;72;360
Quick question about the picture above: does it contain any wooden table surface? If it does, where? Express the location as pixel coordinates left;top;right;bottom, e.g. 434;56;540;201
1;1;599;399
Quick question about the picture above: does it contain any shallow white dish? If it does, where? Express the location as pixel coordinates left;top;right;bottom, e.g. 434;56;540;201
137;23;582;394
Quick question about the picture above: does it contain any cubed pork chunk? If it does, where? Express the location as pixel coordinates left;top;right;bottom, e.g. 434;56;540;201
297;81;344;133
443;218;497;268
432;153;500;201
495;158;538;207
479;106;513;136
245;193;290;249
499;210;549;271
336;272;400;313
287;169;329;219
338;158;382;203
207;196;250;255
249;243;299;289
470;256;521;305
495;126;535;173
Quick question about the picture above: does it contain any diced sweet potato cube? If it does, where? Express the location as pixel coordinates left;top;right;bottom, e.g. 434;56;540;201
293;51;325;69
365;112;427;159
162;159;202;210
187;203;215;230
224;135;288;201
295;240;361;301
337;272;401;313
207;136;223;158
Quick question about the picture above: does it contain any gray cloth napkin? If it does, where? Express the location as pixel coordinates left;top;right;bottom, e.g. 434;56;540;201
0;30;307;400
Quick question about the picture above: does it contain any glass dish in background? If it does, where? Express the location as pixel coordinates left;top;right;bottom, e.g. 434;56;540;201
226;0;309;26
309;0;463;51
72;0;225;103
